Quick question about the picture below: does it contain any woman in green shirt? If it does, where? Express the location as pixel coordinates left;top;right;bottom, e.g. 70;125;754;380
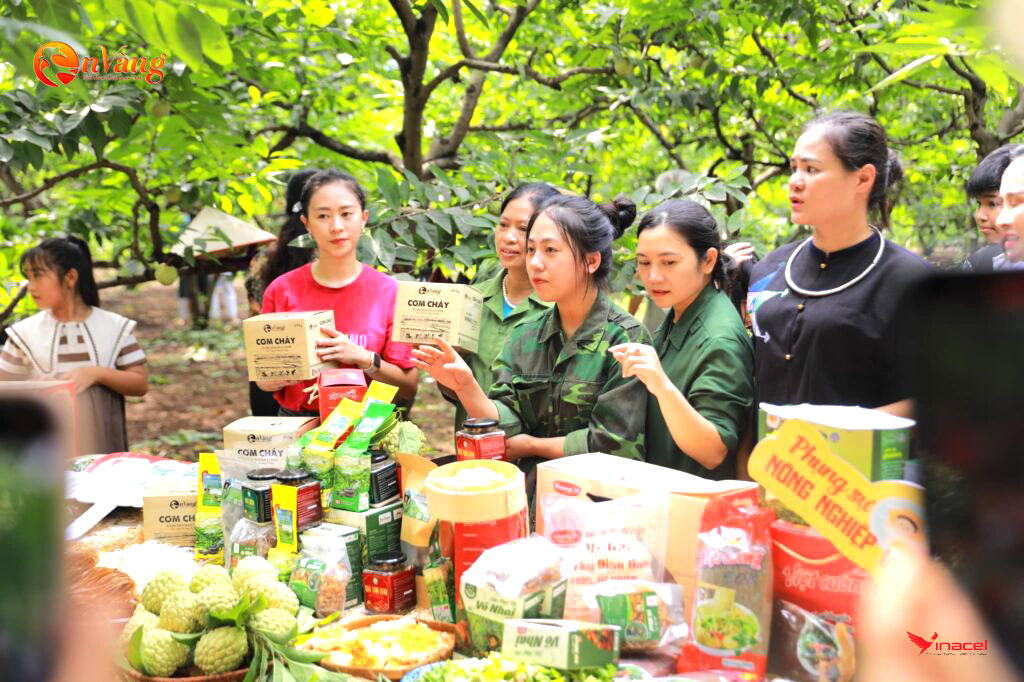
611;199;753;479
414;194;649;508
448;183;560;431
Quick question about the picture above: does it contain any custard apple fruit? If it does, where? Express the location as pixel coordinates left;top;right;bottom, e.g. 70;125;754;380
139;627;190;677
249;607;298;641
198;583;240;619
231;556;278;595
119;609;159;652
265;581;300;615
158;590;205;633
140;571;188;614
191;564;232;594
194;626;249;674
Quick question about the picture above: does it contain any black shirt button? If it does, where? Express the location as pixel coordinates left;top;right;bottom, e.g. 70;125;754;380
797;303;805;311
785;353;793;361
819;262;827;270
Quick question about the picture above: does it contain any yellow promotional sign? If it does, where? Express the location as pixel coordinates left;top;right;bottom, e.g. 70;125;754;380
749;420;926;574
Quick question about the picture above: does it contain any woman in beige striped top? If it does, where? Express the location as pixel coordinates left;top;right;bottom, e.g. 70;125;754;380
0;236;148;455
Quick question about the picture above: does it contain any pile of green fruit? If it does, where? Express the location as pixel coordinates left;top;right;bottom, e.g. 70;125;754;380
121;557;354;681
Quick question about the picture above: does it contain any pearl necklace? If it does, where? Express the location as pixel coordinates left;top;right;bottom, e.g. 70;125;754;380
784;227;886;298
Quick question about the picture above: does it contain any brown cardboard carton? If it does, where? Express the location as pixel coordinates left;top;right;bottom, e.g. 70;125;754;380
143;479;197;545
243;310;335;381
535;453;759;616
391;282;483;353
222;416;319;474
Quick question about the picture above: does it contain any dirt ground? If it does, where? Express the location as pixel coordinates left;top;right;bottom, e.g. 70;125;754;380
103;277;456;461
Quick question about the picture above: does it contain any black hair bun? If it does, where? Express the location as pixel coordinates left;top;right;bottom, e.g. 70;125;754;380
885;149;904;190
599;195;637;238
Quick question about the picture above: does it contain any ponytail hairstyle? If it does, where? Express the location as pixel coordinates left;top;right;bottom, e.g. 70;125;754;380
527;194;636;291
803;111;903;229
20;236;100;307
637;199;736;297
260;169;318;289
300;169;367;216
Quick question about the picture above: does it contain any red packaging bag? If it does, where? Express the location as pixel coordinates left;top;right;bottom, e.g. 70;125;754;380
317;369;367;421
678;499;775;679
770;520;869;631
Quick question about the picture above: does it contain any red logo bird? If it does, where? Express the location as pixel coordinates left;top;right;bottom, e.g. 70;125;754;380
907;631;938;654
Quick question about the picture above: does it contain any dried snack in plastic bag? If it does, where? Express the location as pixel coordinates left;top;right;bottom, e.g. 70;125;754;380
767;600;856;682
470;535;564;599
289;550;352;618
584;580;686;653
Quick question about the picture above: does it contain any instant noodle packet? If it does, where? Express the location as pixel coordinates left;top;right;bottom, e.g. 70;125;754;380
678;500;775;678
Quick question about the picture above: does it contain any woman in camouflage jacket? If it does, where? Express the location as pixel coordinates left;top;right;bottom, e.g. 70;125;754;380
413;193;650;512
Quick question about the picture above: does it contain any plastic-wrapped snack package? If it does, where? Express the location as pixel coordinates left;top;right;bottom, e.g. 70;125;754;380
459;535;567;654
540;493;670;622
289;549;353;618
677;500;775;679
583;580;686;653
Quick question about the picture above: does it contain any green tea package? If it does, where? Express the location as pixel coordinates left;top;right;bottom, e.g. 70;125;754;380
330;445;371;512
329;401;395;512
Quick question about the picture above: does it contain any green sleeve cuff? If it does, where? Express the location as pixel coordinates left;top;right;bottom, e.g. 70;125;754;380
495;400;524;438
563;428;590;456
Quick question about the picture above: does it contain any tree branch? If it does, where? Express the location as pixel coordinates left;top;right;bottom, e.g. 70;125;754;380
752;166;786;188
0;161;106;208
945;55;986;94
743;104;789;162
387;0;417;38
0;282;28;327
481;0;539;63
750;30;817;108
711;106;742;159
997;83;1024;139
251;123;402;169
628;103;686;168
466;102;605;134
451;0;477;59
460;58;614;89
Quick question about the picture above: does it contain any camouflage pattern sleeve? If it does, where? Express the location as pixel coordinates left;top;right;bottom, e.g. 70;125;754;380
562;319;651;459
486;321;535;438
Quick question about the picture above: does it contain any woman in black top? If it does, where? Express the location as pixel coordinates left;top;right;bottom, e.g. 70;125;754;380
747;112;931;416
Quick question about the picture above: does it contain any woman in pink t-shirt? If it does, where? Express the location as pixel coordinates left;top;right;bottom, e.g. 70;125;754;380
258;170;417;415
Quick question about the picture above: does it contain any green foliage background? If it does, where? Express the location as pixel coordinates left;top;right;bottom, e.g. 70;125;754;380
1;0;1022;323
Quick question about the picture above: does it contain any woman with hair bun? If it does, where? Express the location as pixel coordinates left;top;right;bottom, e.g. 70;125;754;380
413;193;649;508
611;199;754;478
747;111;932;416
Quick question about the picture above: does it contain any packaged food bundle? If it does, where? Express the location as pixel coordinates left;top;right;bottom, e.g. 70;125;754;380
227;518;277;571
678;500;775;678
195;453;224;564
770;520;869;631
767;600;856;682
459;536;567;655
583;580;686;653
289;550;353;618
501;619;620;670
330;401;395;512
300;523;363;609
540;493;670;622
